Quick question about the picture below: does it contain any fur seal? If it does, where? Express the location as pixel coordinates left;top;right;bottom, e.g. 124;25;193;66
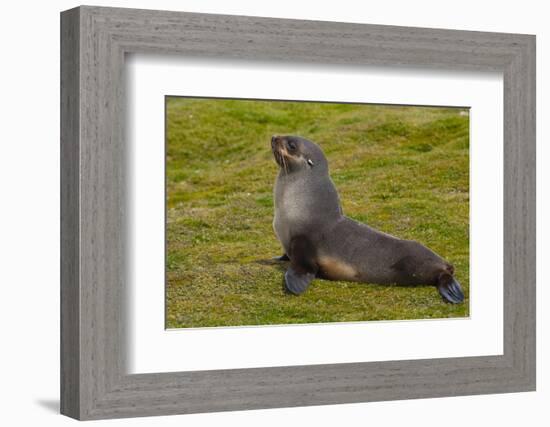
271;135;464;303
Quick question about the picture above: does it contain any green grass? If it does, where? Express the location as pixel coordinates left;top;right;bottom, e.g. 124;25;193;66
166;97;470;328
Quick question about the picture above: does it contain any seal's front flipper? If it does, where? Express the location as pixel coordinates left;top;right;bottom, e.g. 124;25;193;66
437;273;465;304
284;235;318;295
273;254;290;261
285;267;315;295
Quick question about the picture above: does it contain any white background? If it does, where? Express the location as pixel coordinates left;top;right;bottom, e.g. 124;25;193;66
0;1;547;426
128;57;503;373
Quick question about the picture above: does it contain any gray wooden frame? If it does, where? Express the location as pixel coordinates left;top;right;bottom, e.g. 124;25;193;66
60;5;536;421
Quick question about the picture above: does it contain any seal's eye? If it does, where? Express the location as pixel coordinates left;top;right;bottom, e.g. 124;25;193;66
287;141;297;151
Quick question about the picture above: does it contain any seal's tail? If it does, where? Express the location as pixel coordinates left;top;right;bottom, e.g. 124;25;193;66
437;274;465;304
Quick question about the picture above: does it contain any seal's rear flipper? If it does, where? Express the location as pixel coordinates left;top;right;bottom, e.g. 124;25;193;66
285;267;315;295
273;254;290;261
437;274;465;304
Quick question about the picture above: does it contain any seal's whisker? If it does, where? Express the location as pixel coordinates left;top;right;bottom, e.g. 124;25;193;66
281;152;288;174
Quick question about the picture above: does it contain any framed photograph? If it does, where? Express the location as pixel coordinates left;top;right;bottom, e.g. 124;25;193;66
60;5;535;420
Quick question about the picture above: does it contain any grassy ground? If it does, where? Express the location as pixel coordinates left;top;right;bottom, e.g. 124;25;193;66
166;97;470;328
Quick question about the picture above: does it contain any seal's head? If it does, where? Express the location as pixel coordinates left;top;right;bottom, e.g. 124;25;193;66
271;135;328;175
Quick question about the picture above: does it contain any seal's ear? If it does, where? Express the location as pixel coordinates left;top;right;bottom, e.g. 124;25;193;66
307;158;314;167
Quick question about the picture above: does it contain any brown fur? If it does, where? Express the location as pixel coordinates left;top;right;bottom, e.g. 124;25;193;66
318;256;358;281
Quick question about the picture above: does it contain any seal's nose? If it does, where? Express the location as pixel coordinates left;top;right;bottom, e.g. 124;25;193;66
271;135;280;148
